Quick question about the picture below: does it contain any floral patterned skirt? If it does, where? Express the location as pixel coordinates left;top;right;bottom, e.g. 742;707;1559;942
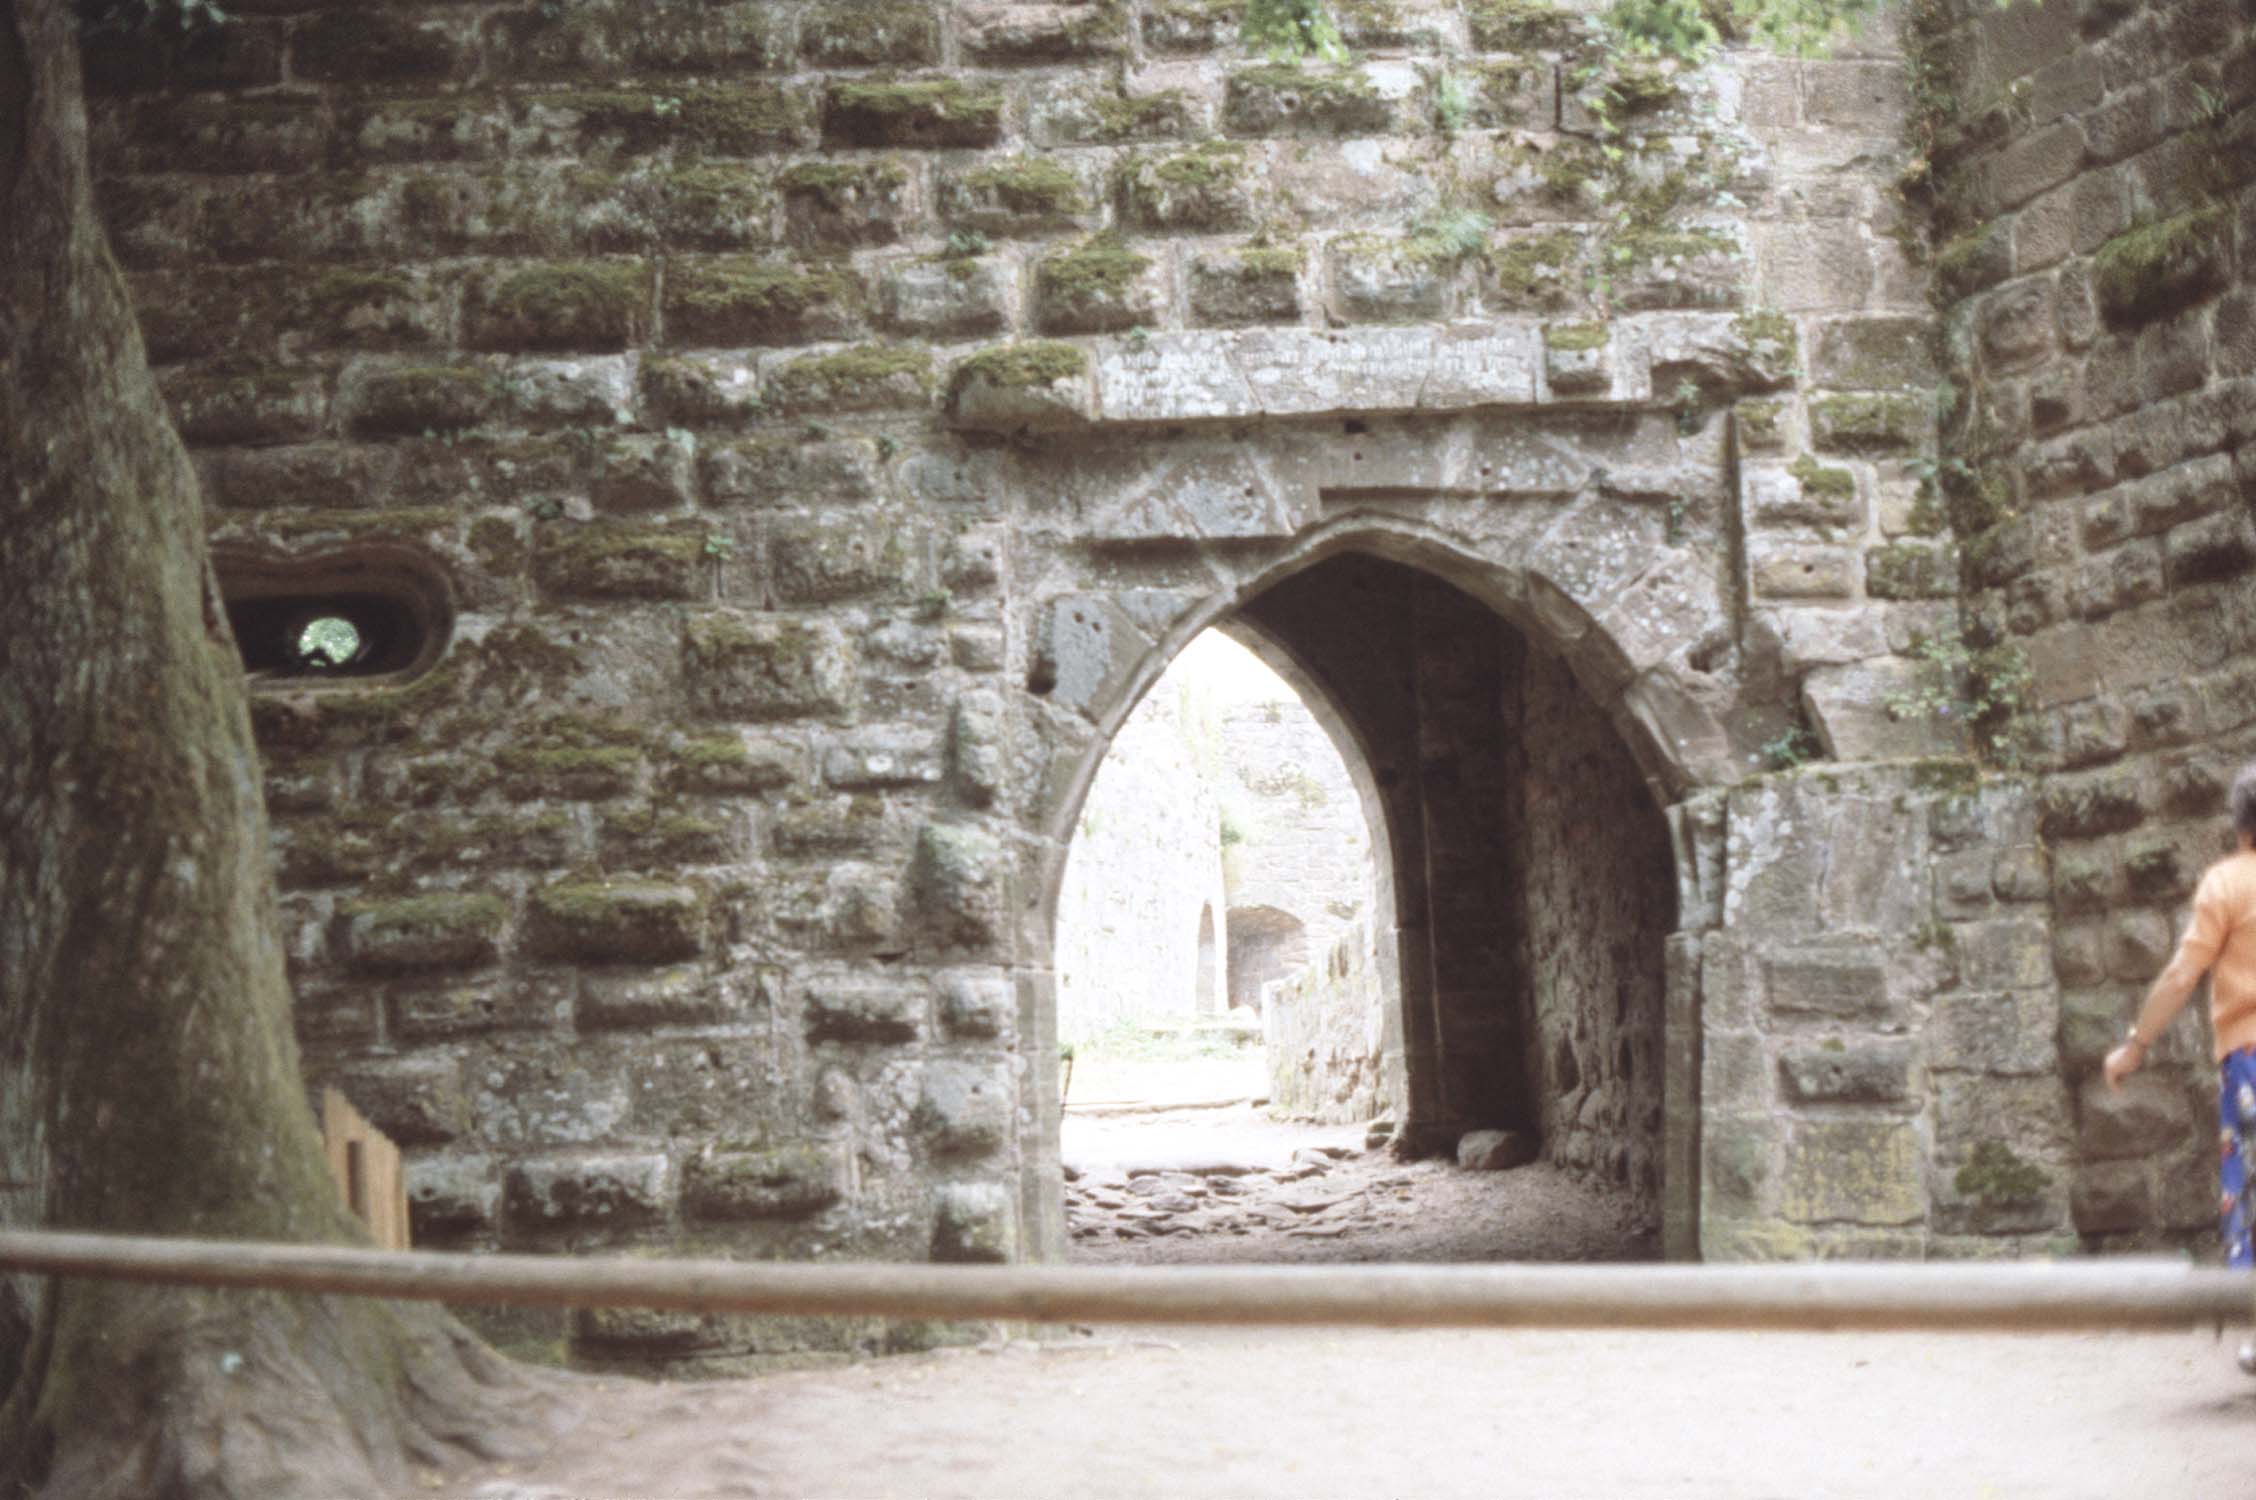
2221;1047;2256;1269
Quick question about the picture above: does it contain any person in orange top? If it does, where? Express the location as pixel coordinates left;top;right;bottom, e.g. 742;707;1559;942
2105;764;2256;1373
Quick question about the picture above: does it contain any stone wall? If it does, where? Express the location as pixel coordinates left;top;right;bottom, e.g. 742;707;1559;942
1920;0;2256;1250
1218;695;1376;971
71;0;2103;1373
1516;645;1675;1216
1053;679;1227;1044
1265;917;1386;1121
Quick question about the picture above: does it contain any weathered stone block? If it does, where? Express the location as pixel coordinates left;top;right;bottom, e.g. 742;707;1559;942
1750;544;1855;600
823;731;944;791
578;967;741;1030
771;516;915;605
391;974;573;1041
938;972;1014;1039
663;258;861;347
914;822;1006;949
778;157;918;248
1119;142;1260;232
341;362;499;438
1763;950;1890;1020
946;341;1096;432
939;155;1098;236
764;345;935;414
328;1055;470;1146
343;892;508;974
2070;1159;2152;1233
1223;64;1396;136
1802;660;1971;761
1778;1120;1923;1226
931;1181;1014;1263
682;1143;845;1220
1811;315;1936;390
1541;321;1611;394
2091;205;2229;326
638;350;767;430
948;691;1006;809
876;256;1012;339
406;1154;499;1238
527;881;707;964
915;1060;1013;1158
800;1;942;65
1865;542;1957;600
1028;594;1148;718
1325;236;1453;324
1925;989;2059;1076
1612;229;1745;312
804;983;923;1044
2076;1075;2196;1160
1809;393;1927;454
702;435;883;507
1035;237;1166;334
533;523;705;602
295;10;469;83
1776;1041;1913;1104
961;2;1128;60
1188;246;1304;326
504;1154;671;1230
1700;1115;1775;1221
823;77;1005;149
467;261;651;353
165;371;327;448
684;613;857;721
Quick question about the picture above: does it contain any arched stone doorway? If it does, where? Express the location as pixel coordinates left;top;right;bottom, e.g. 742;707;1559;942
1029;533;1688;1264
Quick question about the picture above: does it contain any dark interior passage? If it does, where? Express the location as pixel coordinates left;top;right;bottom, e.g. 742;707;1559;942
1236;552;1676;1227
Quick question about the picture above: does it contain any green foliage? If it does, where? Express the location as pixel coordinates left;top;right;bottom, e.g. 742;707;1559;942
1759;725;1818;772
1243;0;1349;61
1080;1019;1259;1064
1433;72;1474;133
1602;0;1892;63
1407;206;1494;263
1884;626;2034;767
296;617;361;670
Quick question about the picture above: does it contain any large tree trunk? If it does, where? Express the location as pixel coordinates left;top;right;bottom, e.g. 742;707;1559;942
0;3;552;1492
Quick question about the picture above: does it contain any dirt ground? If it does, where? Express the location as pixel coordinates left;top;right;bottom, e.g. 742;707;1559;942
418;1107;2256;1499
429;1324;2256;1499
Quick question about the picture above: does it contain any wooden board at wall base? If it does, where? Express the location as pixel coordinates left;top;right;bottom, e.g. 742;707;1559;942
320;1087;410;1251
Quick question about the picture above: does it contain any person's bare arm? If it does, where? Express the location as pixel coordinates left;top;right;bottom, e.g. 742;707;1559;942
2104;940;2212;1091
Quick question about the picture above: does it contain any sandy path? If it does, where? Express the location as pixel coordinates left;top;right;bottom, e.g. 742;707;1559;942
430;1322;2254;1499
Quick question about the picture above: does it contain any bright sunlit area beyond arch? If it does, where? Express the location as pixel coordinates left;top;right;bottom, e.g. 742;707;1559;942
1053;628;1385;1236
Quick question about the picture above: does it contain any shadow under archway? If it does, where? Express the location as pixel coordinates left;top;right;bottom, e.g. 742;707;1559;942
1046;548;1678;1263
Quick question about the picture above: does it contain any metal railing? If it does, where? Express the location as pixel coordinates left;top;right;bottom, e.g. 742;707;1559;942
0;1229;2247;1333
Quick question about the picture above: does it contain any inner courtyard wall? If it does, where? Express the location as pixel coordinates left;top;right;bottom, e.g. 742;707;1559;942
64;0;2140;1373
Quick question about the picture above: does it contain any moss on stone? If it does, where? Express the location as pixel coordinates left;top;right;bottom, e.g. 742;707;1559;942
349;365;498;437
948;340;1089;398
1736;399;1784;449
1466;0;1588;51
533;524;706;602
1543;320;1608;352
303;269;417;329
1734;308;1797;367
961;156;1088;218
1602;60;1679;114
1810;392;1925;453
264;507;457;540
1122;140;1252;230
1615;228;1736;266
2090;205;2229;325
1236;245;1303;276
663;260;855;346
468;515;525;577
825;77;1006;148
1036;234;1153;330
765;344;935;413
474;261;647;352
779;159;911;206
1223;63;1393;135
1484;231;1578;302
1933;222;2008;302
677;86;807;154
1952;1140;2049;1204
1788;454;1855;500
601;806;732;865
1084;87;1194;142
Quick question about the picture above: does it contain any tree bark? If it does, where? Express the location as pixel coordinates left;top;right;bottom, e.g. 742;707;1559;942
0;3;552;1492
